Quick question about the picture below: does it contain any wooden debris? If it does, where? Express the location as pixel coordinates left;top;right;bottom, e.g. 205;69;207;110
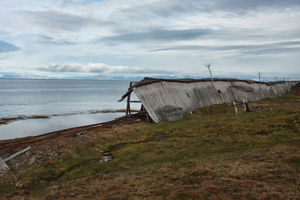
3;146;31;162
233;101;238;114
0;156;10;173
243;100;251;113
158;105;183;121
66;131;85;137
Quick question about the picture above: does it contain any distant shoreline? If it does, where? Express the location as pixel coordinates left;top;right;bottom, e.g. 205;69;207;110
0;109;140;126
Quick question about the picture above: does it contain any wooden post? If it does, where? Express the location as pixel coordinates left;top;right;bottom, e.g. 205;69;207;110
126;82;133;115
233;101;238;114
206;64;215;89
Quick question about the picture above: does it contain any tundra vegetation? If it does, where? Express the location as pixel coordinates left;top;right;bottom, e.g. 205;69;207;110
0;93;299;199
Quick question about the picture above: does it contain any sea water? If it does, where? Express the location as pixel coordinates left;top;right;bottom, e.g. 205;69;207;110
0;79;140;140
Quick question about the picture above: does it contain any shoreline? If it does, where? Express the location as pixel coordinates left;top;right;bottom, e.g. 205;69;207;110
0;109;140;126
0;110;139;141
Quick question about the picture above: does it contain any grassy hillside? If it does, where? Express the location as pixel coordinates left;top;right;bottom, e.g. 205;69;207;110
1;93;300;199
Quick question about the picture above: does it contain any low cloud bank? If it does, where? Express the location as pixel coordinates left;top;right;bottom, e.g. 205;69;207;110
35;63;179;75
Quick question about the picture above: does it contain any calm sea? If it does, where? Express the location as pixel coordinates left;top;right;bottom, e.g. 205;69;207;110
0;79;140;140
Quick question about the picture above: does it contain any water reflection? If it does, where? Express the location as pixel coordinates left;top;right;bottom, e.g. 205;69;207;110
0;113;124;140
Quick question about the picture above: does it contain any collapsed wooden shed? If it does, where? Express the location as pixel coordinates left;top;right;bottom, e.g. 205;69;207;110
119;77;298;123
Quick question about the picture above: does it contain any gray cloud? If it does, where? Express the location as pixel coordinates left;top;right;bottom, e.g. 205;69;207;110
112;0;300;20
213;0;300;12
150;40;300;56
0;40;22;53
37;35;76;46
99;28;212;43
35;63;84;72
21;9;107;32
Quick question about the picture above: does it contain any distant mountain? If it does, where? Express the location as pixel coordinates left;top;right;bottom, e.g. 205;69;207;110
0;73;53;79
0;73;227;81
70;74;145;81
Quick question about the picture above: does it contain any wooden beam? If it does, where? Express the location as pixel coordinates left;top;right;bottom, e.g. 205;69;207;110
3;146;31;163
0;157;10;172
126;82;133;115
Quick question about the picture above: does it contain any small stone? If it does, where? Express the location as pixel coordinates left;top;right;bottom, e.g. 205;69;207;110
16;181;21;187
28;156;36;165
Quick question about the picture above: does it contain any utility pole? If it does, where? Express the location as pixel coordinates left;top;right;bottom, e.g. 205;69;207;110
206;64;215;89
258;73;261;90
275;77;276;82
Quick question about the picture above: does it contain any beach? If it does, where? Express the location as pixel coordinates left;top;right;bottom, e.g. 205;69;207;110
0;79;140;140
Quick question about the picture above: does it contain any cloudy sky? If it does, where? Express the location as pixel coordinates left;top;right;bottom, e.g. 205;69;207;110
0;0;300;80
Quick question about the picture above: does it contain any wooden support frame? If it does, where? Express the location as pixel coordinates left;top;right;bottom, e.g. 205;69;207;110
126;81;140;115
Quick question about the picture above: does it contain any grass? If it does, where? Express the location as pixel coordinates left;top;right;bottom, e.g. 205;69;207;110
1;93;300;199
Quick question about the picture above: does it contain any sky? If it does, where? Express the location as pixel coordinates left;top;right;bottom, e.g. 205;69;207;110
0;0;300;80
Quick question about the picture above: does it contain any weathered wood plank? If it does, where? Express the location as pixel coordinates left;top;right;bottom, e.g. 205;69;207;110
0;157;10;172
3;146;31;163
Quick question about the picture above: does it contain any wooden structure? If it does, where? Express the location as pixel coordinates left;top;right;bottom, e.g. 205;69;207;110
125;81;141;115
119;77;298;123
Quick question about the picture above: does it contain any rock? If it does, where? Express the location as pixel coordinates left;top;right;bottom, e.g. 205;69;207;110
16;181;21;187
155;134;167;142
99;156;112;162
28;156;36;165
